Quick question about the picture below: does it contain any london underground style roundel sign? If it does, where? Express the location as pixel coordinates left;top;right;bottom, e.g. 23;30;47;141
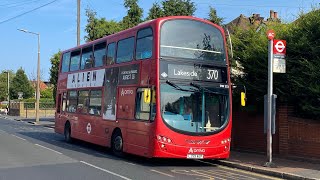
273;40;286;55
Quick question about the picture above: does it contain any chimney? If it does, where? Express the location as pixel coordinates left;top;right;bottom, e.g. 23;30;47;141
274;12;278;19
270;10;274;19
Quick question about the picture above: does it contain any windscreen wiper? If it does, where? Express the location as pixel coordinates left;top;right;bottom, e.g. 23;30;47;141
166;80;197;92
190;82;228;95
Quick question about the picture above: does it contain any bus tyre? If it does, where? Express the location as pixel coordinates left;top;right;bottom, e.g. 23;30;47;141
64;123;73;143
112;131;123;157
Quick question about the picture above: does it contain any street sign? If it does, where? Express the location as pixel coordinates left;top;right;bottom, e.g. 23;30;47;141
273;57;286;73
273;39;286;73
273;40;286;55
267;29;275;40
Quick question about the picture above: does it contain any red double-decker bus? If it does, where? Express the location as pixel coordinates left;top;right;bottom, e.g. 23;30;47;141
55;16;232;159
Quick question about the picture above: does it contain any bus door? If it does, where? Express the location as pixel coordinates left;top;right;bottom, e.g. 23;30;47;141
117;87;153;157
56;92;67;131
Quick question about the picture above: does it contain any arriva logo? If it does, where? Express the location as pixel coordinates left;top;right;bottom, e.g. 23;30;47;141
121;88;133;96
188;148;205;153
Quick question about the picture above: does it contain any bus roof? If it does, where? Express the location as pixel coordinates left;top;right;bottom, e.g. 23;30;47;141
61;16;223;54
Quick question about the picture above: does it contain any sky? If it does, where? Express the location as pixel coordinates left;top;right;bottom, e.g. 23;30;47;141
0;0;318;81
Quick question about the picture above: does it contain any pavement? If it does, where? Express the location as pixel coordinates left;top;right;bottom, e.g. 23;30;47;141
218;151;320;180
0;114;319;180
0;114;55;129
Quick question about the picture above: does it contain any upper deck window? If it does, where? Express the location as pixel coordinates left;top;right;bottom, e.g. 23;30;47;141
160;19;226;62
136;28;153;60
94;42;106;67
70;50;81;71
116;37;134;63
61;52;70;72
107;43;116;65
81;46;93;70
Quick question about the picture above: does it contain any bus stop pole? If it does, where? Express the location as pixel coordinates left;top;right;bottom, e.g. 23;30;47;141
266;39;274;166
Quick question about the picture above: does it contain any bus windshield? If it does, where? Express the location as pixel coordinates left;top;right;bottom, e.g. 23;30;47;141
160;19;226;62
160;83;229;134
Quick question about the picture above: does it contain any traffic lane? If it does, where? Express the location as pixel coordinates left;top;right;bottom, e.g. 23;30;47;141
0;118;281;180
0;130;130;180
0;119;169;180
16;131;281;180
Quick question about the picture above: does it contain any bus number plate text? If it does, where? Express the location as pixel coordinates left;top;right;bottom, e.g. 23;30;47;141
187;154;204;159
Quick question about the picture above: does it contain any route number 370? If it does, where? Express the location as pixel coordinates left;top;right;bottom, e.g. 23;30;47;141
207;70;219;80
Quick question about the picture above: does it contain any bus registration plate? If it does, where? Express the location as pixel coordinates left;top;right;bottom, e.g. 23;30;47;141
187;154;204;159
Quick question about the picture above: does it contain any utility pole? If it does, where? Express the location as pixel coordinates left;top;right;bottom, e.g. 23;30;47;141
77;0;80;46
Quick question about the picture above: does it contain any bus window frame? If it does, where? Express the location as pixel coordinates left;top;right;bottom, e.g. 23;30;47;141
106;42;116;66
116;36;135;64
135;27;153;60
69;50;81;72
93;41;107;67
80;46;94;70
61;52;71;73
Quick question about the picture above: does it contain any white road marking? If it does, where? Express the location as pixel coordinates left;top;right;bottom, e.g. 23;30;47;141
150;169;174;178
35;144;63;154
80;161;132;180
195;160;281;180
124;162;136;166
11;134;26;141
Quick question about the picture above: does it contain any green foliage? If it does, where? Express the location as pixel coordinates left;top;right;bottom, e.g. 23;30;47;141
283;9;320;118
0;70;14;101
41;88;53;99
146;2;164;20
84;9;122;41
232;9;320;119
121;0;143;29
146;0;196;20
206;6;224;25
10;68;34;99
49;51;61;102
162;0;196;16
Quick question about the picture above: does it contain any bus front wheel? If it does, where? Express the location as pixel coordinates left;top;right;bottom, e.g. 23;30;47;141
112;131;123;157
64;122;73;143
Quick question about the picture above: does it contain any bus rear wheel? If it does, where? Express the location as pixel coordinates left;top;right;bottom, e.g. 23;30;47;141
112;131;123;157
64;122;73;143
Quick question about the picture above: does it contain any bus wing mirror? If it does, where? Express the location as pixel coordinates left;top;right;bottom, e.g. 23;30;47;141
144;89;151;103
241;92;246;106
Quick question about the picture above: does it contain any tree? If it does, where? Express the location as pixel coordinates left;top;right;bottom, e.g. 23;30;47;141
49;51;61;102
283;9;320;118
10;68;34;99
162;0;196;16
41;88;53;99
0;71;14;101
207;6;224;25
121;0;143;29
84;9;122;42
146;2;164;20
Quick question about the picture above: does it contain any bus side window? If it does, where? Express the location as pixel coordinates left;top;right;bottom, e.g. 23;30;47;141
136;28;153;60
94;42;106;67
106;42;116;65
77;90;89;114
116;37;134;63
70;50;81;71
89;90;102;116
57;94;62;113
66;91;77;113
62;92;67;112
61;52;70;72
81;46;94;69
